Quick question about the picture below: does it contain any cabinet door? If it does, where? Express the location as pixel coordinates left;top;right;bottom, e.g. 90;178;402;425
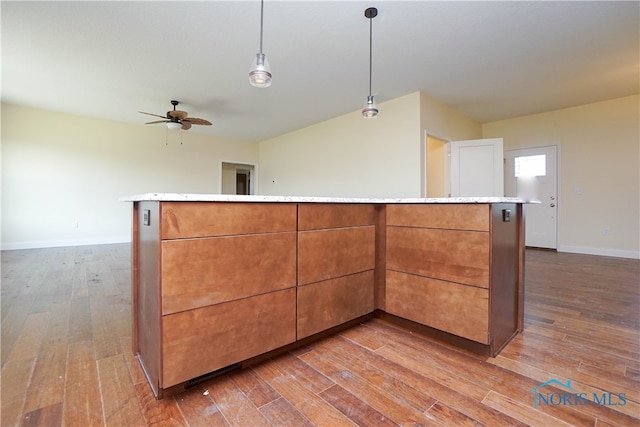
298;203;375;230
161;202;297;239
386;204;489;231
298;226;375;285
161;232;296;314
386;226;490;288
162;288;296;387
297;271;374;339
386;271;489;344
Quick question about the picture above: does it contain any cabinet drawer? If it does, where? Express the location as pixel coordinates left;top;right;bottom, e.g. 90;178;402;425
161;202;297;239
298;226;375;285
297;271;374;339
161;232;296;314
298;204;376;230
386;226;489;288
386;204;489;231
386;271;489;344
162;288;296;387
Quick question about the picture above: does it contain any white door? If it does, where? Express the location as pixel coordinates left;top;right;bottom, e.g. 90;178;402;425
449;138;504;197
504;145;558;249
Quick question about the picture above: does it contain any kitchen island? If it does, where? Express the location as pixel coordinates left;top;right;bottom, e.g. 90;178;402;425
121;193;526;398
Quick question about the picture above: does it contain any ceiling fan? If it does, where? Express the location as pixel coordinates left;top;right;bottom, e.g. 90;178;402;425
139;100;212;130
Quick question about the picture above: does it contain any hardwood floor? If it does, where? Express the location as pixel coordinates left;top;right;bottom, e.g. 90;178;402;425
1;244;638;426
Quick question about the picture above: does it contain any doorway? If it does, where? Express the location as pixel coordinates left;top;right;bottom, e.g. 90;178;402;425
221;162;256;195
425;135;448;197
504;145;558;249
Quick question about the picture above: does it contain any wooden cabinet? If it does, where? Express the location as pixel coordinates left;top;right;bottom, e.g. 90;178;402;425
297;204;376;339
384;203;523;355
131;199;524;398
133;202;298;397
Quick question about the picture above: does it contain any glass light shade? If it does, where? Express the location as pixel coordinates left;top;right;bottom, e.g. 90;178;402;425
249;53;272;88
362;95;379;118
166;121;182;130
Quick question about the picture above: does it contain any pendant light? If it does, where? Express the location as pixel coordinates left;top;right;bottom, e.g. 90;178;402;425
362;7;378;118
249;0;272;88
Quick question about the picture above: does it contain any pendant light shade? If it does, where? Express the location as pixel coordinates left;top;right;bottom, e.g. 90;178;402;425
249;0;272;88
362;95;378;118
362;7;378;118
249;53;272;88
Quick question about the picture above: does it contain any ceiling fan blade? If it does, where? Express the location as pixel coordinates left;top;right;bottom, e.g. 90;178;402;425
139;111;167;119
183;117;212;126
169;110;188;120
181;122;192;131
144;120;169;125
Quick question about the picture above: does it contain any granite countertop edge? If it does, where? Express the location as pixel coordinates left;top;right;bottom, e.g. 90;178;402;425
119;193;531;204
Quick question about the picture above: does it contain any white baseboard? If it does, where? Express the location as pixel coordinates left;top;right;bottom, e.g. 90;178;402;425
1;236;131;251
557;245;640;260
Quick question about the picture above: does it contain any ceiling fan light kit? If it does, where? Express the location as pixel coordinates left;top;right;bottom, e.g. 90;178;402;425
139;100;212;133
362;7;379;119
249;0;272;88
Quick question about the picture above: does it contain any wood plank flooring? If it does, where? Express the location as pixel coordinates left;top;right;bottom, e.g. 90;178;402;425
1;244;639;426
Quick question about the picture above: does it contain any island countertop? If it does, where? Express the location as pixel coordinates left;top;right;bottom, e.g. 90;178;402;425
120;192;527;204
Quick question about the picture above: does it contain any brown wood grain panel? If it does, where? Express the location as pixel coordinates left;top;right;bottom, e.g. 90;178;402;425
298;226;375;285
161;232;297;314
162;288;296;387
386;226;490;288
386;203;490;231
385;271;489;344
161;202;296;239
297;271;375;339
135;201;161;397
375;204;387;311
489;203;520;355
298;203;376;230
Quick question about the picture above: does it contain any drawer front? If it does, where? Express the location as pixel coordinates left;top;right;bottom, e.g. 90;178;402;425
162;288;296;387
386;204;489;231
298;203;376;231
386;271;489;344
297;271;374;339
161;232;296;314
298;226;376;285
161;202;297;239
386;226;490;288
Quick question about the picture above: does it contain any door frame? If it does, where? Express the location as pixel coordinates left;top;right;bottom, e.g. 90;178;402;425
504;144;561;249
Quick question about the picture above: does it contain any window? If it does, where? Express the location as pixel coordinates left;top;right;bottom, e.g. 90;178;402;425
515;154;546;177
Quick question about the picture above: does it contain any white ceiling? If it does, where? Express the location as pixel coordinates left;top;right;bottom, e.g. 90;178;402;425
2;1;638;141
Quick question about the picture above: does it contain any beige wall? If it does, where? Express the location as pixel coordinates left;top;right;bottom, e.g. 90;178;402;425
1;103;259;249
483;95;639;258
259;92;421;198
259;91;483;198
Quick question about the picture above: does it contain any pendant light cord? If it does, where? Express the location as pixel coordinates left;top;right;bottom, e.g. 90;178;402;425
368;15;373;97
259;0;264;54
